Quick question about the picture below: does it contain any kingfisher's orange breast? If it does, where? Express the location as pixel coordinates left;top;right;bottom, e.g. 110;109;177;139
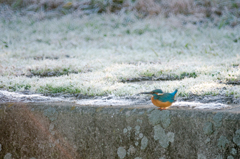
151;96;172;108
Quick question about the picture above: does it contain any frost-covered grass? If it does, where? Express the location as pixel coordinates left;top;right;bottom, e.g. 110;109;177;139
0;13;240;98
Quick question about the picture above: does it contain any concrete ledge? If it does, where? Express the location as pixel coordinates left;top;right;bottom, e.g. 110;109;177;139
0;102;240;159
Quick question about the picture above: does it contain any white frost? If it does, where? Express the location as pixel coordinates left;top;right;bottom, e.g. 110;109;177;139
172;101;229;109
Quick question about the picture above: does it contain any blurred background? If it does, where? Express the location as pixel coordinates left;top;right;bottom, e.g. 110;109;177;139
0;0;240;103
1;0;240;27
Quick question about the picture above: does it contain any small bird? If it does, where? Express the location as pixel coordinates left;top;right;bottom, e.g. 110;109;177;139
140;89;178;110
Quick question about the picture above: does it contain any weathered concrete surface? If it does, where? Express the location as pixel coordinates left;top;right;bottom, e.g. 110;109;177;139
0;102;240;159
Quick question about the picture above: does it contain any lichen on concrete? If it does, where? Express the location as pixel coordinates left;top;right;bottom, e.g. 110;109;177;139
203;122;213;135
148;110;171;128
127;145;136;155
159;137;169;148
160;111;171;129
154;125;164;141
227;156;234;159
230;148;237;155
213;113;223;128
138;111;144;115
135;125;140;135
215;155;223;159
49;123;54;131
127;126;132;131
123;128;128;134
4;153;12;159
125;111;131;117
117;147;126;159
141;136;148;150
154;124;169;148
204;138;210;144
43;107;58;121
148;110;162;125
233;129;240;146
137;119;142;124
167;132;175;143
198;153;206;159
217;135;229;149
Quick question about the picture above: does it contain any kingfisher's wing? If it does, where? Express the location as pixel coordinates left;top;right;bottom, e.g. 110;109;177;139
154;93;175;103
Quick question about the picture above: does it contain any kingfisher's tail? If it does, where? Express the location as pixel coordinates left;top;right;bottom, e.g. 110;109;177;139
172;89;178;95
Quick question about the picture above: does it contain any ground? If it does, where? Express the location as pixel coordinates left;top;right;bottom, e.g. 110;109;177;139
0;4;240;106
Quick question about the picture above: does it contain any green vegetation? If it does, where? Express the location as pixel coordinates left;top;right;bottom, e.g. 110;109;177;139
0;2;240;98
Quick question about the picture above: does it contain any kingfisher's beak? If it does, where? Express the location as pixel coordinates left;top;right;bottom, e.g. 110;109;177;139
139;91;153;94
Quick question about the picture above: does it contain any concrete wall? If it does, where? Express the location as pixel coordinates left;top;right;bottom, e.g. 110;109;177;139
0;102;240;159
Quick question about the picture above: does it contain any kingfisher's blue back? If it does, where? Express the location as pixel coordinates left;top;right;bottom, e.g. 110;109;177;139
153;89;178;103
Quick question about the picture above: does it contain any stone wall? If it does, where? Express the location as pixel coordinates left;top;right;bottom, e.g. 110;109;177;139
0;102;240;159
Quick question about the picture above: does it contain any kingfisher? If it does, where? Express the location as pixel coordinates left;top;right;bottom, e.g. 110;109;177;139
140;89;178;110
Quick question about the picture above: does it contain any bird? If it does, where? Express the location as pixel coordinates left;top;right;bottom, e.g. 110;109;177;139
140;89;178;110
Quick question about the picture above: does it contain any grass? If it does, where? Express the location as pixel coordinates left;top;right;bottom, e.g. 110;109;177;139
0;9;240;98
1;0;240;27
